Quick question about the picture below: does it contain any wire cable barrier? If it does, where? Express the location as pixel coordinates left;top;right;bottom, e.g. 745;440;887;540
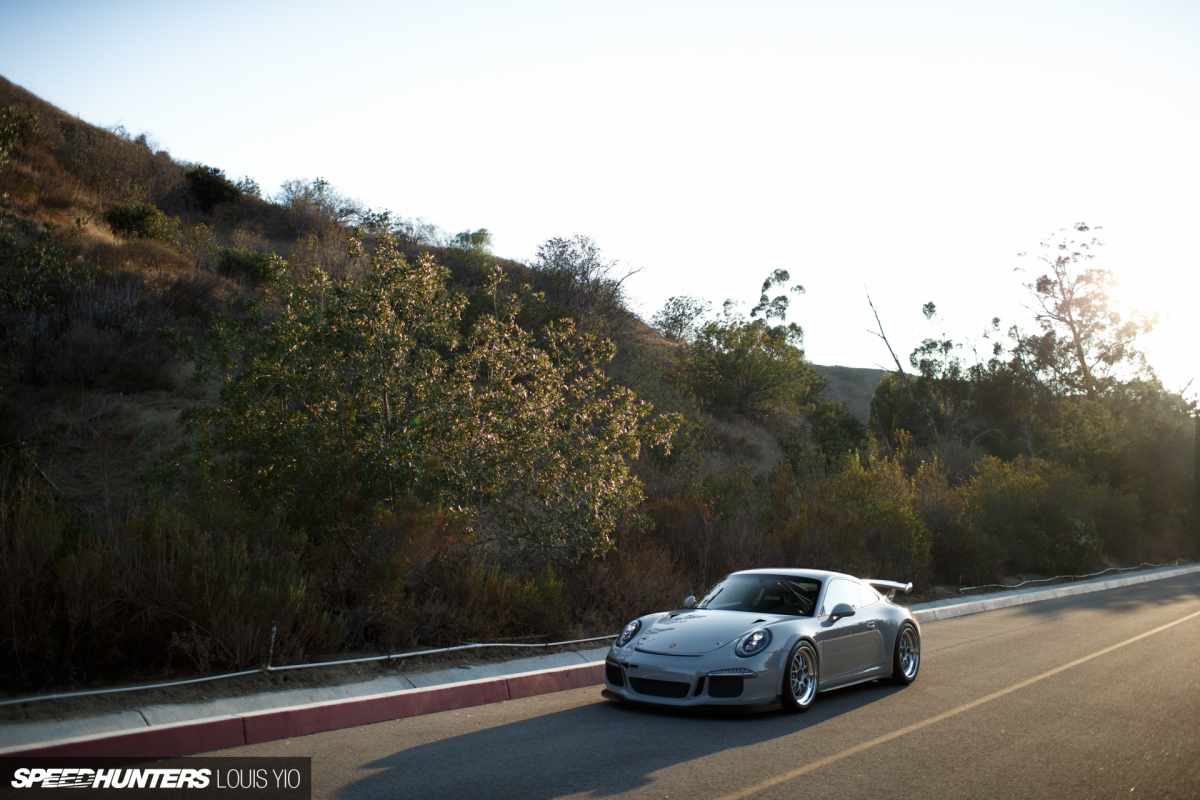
957;559;1188;593
0;635;617;708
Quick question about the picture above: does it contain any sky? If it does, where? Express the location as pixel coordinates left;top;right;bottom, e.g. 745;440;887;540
2;0;1197;396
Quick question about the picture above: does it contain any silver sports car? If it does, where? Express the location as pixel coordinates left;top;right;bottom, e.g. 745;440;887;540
602;568;920;712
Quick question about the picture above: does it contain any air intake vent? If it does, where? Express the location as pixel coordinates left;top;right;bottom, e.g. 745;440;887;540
605;662;625;687
628;677;690;698
707;675;744;698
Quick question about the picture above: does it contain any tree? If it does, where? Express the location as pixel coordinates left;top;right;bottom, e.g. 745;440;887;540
103;203;178;243
671;271;818;419
530;235;636;338
450;228;492;251
1016;223;1157;399
750;268;805;322
185;165;244;212
276;178;362;238
443;227;495;286
868;301;1039;455
181;236;676;566
682;316;821;418
652;295;711;343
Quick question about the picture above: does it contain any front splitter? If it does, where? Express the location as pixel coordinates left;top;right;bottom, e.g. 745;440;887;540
601;688;781;714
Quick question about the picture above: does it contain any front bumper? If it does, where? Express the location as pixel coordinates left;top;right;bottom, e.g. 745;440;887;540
603;649;783;709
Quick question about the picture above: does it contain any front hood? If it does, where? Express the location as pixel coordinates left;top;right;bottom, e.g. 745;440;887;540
634;610;780;656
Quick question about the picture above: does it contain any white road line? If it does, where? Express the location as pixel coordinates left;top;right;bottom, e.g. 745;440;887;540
716;607;1200;800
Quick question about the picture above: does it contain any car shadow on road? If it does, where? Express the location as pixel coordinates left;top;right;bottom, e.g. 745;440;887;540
338;680;906;800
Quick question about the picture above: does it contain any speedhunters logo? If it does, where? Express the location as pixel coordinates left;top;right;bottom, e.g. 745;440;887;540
0;759;310;798
12;767;213;788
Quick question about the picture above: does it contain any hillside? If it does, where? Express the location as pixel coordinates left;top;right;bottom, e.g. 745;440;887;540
814;365;887;422
1;74;862;689
1;76;1193;694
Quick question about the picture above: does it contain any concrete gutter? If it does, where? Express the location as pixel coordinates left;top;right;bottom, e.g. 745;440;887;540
909;562;1200;623
2;562;1196;758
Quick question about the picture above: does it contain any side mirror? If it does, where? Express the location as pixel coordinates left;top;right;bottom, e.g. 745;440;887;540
830;602;856;621
683;595;696;609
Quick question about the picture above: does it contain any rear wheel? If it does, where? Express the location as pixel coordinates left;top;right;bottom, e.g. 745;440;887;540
782;641;818;713
890;623;920;685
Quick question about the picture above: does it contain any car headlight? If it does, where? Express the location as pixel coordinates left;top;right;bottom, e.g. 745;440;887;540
617;619;641;648
735;628;772;657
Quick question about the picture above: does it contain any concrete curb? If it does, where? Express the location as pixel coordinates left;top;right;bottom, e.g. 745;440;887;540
2;563;1194;759
1;663;604;758
0;716;246;759
910;563;1200;623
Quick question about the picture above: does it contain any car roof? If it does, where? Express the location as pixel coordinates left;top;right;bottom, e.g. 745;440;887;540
728;568;856;582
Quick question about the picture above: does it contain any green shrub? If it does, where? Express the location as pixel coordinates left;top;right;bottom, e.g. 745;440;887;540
808;454;933;581
104;203;178;244
961;456;1111;577
1036;464;1109;575
914;458;1006;585
959;456;1047;573
181;223;219;271
810;400;867;465
778;430;828;488
184;238;676;565
185;165;244;212
0;106;39;171
1092;490;1145;562
216;245;280;282
912;453;1147;585
0;217;71;313
681;317;823;419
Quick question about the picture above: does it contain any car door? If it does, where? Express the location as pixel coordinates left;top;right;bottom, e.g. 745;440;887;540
815;579;877;682
853;581;889;669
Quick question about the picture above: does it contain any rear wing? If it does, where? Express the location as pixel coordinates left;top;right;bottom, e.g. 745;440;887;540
864;579;913;600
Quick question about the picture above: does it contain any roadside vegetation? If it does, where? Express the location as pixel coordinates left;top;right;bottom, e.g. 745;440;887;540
0;76;1194;692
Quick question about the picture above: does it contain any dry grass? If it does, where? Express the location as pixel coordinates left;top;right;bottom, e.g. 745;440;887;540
81;237;192;274
565;535;693;633
0;459;348;690
2;384;203;515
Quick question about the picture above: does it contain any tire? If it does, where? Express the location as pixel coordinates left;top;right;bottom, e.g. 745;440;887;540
781;640;819;713
890;623;920;685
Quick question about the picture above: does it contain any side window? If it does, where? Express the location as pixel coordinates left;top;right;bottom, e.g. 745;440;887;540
856;582;880;608
820;579;859;616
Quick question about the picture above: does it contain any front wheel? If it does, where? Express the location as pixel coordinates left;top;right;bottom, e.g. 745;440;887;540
782;640;819;713
890;623;920;685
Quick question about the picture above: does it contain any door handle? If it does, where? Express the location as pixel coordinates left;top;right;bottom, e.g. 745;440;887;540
867;621;875;628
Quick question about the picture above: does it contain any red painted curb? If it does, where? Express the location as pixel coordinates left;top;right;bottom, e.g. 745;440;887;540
242;678;510;744
6;716;246;759
1;661;605;758
506;663;604;700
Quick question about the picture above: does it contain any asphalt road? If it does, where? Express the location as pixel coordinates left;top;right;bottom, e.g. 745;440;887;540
216;574;1200;799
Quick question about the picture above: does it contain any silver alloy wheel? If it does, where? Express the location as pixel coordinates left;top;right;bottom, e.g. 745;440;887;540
898;626;920;679
789;646;817;706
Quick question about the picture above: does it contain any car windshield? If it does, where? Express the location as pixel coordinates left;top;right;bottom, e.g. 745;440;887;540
696;574;822;617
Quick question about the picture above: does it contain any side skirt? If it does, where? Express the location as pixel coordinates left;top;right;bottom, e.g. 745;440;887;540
818;669;890;693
